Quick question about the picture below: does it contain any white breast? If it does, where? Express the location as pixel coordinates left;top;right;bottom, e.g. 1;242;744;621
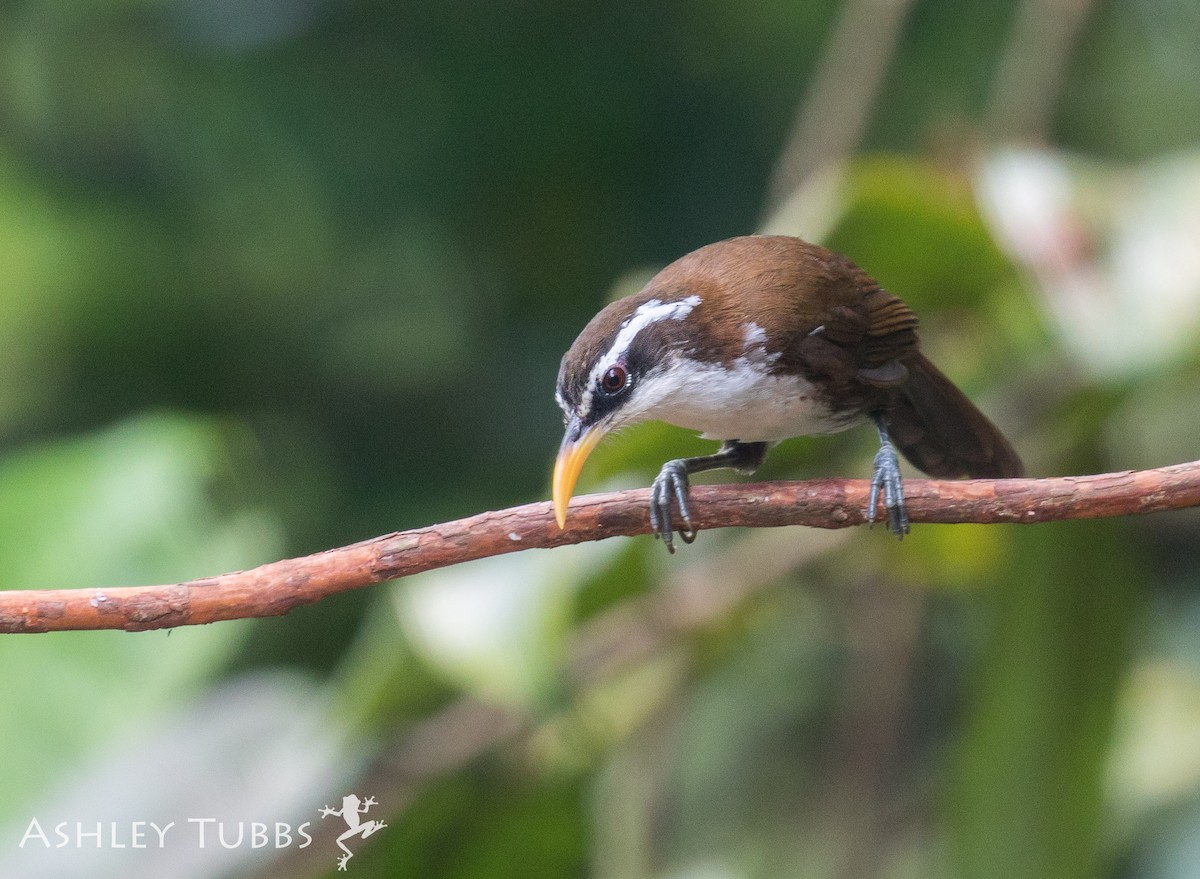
619;356;861;442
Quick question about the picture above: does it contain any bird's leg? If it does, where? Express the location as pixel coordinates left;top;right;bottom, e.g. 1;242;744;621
650;441;768;552
869;412;910;538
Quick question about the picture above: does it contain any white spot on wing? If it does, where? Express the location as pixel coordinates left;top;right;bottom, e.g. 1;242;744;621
741;321;780;365
743;322;767;348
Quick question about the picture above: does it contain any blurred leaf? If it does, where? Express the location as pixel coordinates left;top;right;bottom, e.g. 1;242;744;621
977;148;1200;378
0;413;282;822
0;413;280;588
1103;367;1200;470
350;772;586;879
1120;795;1200;879
949;520;1141;879
0;672;355;879
1109;660;1200;824
675;619;830;818
580;421;716;489
826;156;1017;313
891;523;1020;591
0;152;88;429
394;541;624;709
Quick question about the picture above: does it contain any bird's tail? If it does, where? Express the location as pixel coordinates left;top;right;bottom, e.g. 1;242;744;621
888;353;1023;479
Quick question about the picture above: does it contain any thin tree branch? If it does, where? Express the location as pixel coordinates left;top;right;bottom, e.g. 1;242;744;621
262;516;844;878
3;460;1199;634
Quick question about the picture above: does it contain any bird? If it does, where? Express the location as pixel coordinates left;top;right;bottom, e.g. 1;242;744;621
551;235;1023;551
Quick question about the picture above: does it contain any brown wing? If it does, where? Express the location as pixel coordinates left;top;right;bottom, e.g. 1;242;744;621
789;264;920;401
788;251;1022;478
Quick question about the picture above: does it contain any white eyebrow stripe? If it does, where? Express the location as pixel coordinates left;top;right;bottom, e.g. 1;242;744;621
597;295;698;372
580;296;700;417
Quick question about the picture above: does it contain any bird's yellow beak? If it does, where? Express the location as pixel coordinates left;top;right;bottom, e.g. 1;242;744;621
552;421;606;528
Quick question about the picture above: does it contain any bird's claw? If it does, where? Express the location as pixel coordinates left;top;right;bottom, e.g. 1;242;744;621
868;440;909;538
650;460;696;553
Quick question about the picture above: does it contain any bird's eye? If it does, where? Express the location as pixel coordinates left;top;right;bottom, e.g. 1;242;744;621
600;365;628;395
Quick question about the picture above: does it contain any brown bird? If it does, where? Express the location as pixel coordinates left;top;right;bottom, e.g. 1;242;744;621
552;235;1023;550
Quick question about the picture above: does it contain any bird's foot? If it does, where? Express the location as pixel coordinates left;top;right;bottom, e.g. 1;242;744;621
868;440;910;538
650;460;697;553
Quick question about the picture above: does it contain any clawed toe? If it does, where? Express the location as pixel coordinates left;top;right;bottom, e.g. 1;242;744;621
650;461;694;553
868;442;909;538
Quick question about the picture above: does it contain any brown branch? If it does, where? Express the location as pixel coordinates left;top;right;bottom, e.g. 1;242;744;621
3;460;1199;634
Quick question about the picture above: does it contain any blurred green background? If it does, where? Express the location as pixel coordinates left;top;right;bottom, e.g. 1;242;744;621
2;0;1200;877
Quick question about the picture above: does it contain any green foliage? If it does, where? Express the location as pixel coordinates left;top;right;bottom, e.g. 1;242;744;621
354;772;587;879
828;157;1016;312
1;2;1199;878
950;521;1142;879
0;414;277;822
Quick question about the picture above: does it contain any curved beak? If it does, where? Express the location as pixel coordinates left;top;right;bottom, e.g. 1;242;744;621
552;418;606;528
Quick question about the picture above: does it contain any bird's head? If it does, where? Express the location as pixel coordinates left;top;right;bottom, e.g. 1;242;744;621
552;292;704;527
